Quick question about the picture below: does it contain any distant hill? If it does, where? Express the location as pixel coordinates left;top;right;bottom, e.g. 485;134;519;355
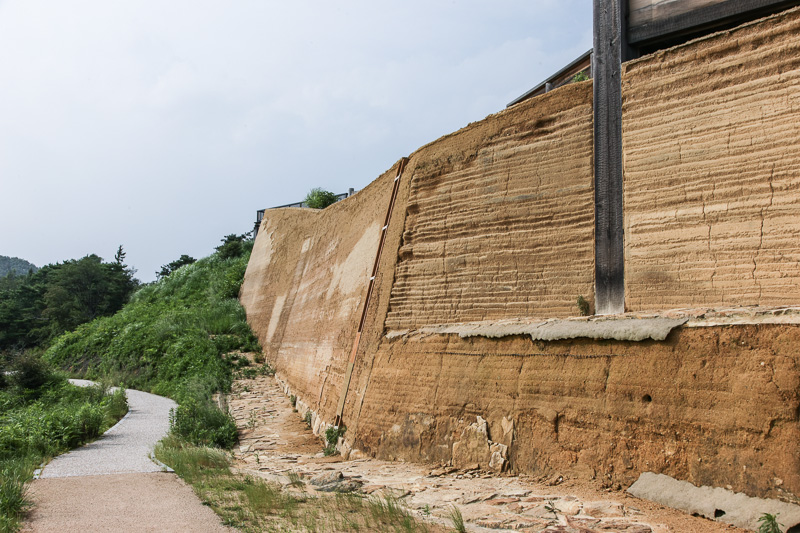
0;255;38;277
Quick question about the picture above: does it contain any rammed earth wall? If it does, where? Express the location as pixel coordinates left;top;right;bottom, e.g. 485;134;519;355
241;7;800;503
622;8;800;310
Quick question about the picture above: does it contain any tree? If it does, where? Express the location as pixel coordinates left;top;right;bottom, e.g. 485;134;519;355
215;234;250;260
304;188;339;209
157;255;196;279
0;255;37;278
43;254;138;337
0;250;139;350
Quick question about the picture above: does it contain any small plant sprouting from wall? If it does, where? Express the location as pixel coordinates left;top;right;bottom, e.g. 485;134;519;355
303;411;312;428
757;513;783;533
571;70;589;83
323;425;346;456
290;395;297;409
576;295;591;316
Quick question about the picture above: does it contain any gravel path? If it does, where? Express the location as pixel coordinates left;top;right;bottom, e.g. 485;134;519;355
39;380;176;478
25;381;232;532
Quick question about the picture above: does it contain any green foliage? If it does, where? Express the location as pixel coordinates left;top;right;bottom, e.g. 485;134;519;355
169;398;238;449
323;425;345;456
571;70;589;83
6;351;60;395
45;249;259;404
448;505;466;533
0;251;138;350
156;435;431;532
0;256;37;279
0;355;128;531
154;435;230;483
304;188;339;209
0;458;32;532
758;513;783;533
215;234;252;261
157;254;196;280
236;362;275;380
576;295;591;316
303;411;312;428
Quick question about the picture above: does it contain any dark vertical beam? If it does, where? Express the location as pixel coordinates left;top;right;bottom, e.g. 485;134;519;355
593;0;631;315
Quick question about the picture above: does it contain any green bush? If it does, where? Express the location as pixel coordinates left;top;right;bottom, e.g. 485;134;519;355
170;399;238;449
0;375;128;531
304;188;339;209
215;234;251;261
323;424;345;456
8;351;61;394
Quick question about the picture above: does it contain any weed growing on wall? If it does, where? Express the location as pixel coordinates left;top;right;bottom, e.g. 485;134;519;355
303;188;339;209
323;425;346;456
571;70;589;83
757;513;783;533
576;295;591;316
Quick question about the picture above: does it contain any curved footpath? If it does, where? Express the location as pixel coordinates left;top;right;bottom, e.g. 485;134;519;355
23;380;232;532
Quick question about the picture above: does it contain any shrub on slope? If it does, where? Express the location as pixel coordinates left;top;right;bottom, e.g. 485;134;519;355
45;248;259;404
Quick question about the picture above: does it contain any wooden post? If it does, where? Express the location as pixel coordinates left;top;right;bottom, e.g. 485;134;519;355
593;0;631;315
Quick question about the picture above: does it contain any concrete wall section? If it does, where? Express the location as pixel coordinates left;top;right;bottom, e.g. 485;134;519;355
622;8;800;311
385;83;595;330
240;164;400;421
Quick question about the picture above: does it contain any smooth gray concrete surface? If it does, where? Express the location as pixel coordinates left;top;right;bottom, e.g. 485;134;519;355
418;316;688;342
628;472;800;531
39;380;176;478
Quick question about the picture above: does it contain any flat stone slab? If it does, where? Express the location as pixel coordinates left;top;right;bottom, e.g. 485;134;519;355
628;472;800;531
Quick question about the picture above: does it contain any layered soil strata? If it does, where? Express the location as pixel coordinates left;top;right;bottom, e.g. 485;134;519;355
622;6;800;310
386;82;594;328
353;322;800;503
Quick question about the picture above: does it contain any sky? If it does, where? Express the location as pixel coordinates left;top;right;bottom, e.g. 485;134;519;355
0;1;592;282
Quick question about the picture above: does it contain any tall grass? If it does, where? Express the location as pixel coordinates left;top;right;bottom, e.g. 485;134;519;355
0;353;129;532
154;436;436;532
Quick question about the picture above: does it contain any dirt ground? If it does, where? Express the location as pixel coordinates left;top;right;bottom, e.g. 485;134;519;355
228;373;748;533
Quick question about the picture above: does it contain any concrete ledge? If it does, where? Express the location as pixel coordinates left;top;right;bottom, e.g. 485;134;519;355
386;306;800;343
628;472;800;531
418;317;687;342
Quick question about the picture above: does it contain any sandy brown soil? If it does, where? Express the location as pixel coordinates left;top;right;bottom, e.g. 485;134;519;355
229;373;747;533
